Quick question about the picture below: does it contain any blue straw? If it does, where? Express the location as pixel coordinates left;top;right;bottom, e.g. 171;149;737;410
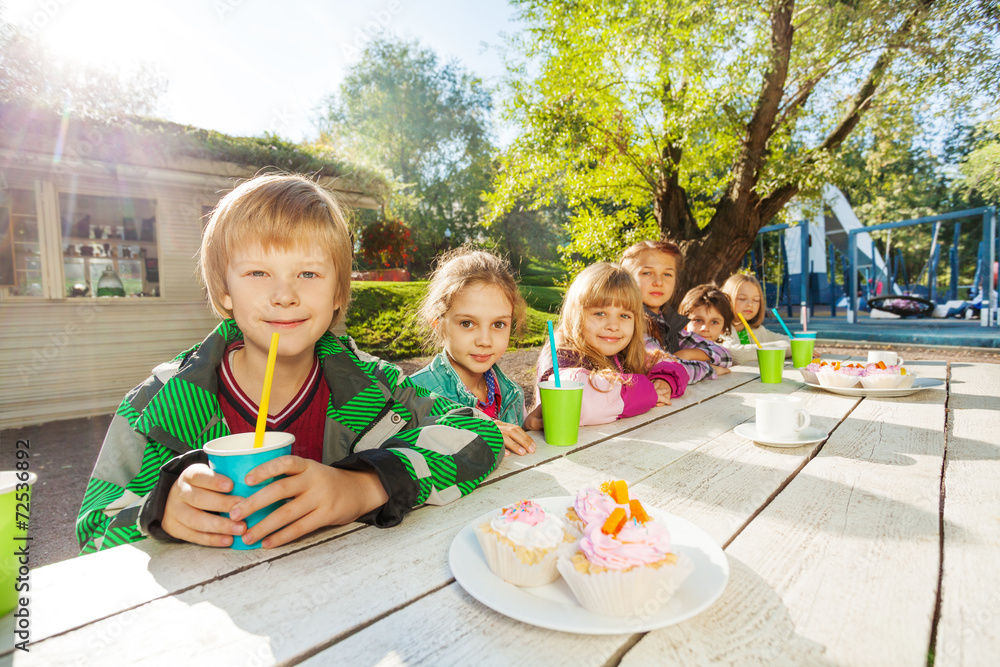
547;320;561;388
771;308;794;339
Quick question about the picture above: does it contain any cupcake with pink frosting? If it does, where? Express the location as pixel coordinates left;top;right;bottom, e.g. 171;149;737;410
474;500;576;587
564;486;629;534
556;507;693;617
860;363;914;389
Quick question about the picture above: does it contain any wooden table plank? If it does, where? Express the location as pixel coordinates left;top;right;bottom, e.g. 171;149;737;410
300;582;633;667
934;361;1000;666
622;362;948;666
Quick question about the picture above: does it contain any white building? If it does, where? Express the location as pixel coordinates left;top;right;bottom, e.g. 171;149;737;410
0;103;385;428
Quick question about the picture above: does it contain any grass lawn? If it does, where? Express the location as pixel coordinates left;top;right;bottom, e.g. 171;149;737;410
347;280;565;360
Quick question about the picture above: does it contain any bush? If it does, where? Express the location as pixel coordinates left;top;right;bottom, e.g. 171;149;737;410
346;281;555;359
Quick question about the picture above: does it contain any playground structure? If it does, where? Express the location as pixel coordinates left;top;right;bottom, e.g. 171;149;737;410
745;185;998;328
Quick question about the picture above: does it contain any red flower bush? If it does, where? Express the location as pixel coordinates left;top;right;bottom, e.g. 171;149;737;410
359;218;414;268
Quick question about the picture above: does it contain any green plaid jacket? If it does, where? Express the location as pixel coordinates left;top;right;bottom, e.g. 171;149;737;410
77;320;504;554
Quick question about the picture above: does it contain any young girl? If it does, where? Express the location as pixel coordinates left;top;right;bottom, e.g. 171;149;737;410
719;272;791;365
620;240;733;384
523;263;688;430
677;284;736;376
409;248;536;456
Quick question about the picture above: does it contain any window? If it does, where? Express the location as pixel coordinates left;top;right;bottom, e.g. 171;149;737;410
59;192;160;298
0;189;43;297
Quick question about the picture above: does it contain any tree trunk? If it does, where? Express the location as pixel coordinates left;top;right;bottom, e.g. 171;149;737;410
672;206;765;302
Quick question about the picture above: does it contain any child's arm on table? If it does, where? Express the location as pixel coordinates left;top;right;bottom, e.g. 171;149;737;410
496;420;535;456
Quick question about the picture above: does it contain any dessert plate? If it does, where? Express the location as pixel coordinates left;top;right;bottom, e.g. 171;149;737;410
804;377;944;398
734;423;829;448
449;496;729;634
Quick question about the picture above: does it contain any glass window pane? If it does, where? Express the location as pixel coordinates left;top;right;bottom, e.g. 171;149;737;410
58;192;158;298
1;189;43;297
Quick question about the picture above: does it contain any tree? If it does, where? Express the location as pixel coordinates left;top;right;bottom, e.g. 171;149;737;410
318;38;495;271
0;18;166;120
956;115;1000;203
487;0;999;299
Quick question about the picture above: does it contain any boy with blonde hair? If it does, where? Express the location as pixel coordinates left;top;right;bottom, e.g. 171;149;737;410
78;174;504;552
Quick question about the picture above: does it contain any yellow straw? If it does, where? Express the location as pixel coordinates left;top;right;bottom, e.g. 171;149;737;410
738;313;763;349
253;332;280;449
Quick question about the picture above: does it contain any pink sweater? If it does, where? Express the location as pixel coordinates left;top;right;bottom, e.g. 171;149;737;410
535;347;688;426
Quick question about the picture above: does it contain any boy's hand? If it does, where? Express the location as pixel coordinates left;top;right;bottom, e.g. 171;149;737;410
522;404;543;431
496;421;535;456
711;364;732;376
162;464;246;548
230;456;389;549
652;378;673;406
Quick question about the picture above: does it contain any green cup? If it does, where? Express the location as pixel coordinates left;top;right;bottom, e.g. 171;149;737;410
0;471;37;616
538;380;584;446
756;348;785;383
791;338;816;368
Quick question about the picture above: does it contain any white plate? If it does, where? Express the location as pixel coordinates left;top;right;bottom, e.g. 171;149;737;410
734;423;829;448
804;377;944;398
449;496;729;634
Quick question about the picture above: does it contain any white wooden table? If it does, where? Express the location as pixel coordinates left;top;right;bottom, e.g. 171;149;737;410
9;360;999;666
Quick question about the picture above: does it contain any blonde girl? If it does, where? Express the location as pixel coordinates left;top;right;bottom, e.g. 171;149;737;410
620;240;733;384
719;272;791;365
409;247;535;456
524;263;688;430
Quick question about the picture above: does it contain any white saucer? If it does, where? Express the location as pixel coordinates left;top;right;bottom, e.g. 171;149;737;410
734;423;829;448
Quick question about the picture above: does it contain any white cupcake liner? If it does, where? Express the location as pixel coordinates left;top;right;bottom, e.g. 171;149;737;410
816;371;861;389
556;551;694;618
860;374;905;390
799;369;819;384
474;523;569;587
897;373;915;389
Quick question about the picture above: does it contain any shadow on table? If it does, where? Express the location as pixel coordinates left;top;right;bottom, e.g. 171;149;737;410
629;556;833;663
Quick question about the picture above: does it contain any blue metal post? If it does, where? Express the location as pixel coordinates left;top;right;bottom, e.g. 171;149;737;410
985;207;997;327
848;231;858;324
929;243;941;303
829;241;837;317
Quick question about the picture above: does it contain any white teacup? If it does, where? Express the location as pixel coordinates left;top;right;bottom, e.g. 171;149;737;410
867;350;904;366
756;396;811;439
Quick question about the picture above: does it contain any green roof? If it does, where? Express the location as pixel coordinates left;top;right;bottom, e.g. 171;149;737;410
0;101;390;201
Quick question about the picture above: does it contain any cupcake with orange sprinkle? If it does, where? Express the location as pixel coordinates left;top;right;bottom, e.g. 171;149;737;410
565;480;631;534
475;499;576;587
557;483;692;617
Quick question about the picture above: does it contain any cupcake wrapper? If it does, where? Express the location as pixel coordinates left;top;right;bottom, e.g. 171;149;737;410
799;369;819;384
556;552;694;618
816;372;861;388
860;374;905;389
474;523;564;587
897;373;915;389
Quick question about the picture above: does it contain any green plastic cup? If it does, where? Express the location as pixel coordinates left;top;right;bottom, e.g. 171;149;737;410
538;380;584;446
204;432;294;550
791;338;816;368
756;348;785;383
1;471;37;616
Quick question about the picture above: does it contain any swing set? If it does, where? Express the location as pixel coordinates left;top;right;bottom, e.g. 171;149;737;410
745;203;998;328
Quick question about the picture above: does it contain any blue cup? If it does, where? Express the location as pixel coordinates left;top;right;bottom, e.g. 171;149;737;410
204;432;294;550
793;331;817;339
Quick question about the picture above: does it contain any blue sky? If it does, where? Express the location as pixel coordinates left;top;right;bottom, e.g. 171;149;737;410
4;0;520;141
